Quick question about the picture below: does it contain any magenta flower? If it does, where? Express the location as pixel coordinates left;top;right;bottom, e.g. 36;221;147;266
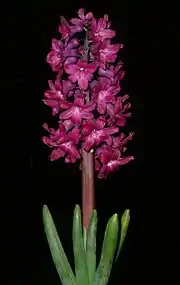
81;117;118;151
49;141;80;161
46;39;63;72
103;14;112;28
91;40;121;68
59;95;95;125
107;95;132;126
43;123;80;161
89;18;116;42
43;123;79;145
70;8;93;30
98;61;125;84
61;79;76;98
58;16;82;40
64;59;97;90
95;144;134;179
46;38;79;72
59;16;71;40
92;79;120;114
112;132;134;152
43;80;65;115
43;8;134;179
43;78;76;115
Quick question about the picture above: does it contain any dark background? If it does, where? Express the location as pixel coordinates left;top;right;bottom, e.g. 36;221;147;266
1;1;177;284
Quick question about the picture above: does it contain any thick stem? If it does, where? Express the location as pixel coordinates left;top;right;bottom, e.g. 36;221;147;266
82;30;95;230
82;149;94;230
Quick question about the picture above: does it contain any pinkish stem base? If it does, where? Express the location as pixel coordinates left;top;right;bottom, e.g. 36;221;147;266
82;148;95;230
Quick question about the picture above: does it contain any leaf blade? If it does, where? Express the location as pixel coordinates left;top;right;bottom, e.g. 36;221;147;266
73;205;89;285
115;209;130;261
42;205;76;285
94;213;119;285
86;210;97;285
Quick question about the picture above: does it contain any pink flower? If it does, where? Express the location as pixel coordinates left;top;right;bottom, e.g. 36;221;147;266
95;144;134;179
64;59;97;89
98;61;125;84
43;123;79;144
61;79;76;97
43;80;64;115
58;16;82;40
62;120;74;132
50;141;80;161
112;132;134;152
46;38;79;72
107;95;132;126
89;18;116;42
46;39;63;72
103;14;112;28
81;117;119;151
43;123;80;161
93;80;120;114
43;78;76;115
59;95;95;125
91;40;121;68
43;9;134;177
70;8;93;30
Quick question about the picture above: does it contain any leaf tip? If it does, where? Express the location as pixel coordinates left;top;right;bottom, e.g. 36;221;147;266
74;204;80;211
121;209;130;228
42;205;48;215
111;213;118;223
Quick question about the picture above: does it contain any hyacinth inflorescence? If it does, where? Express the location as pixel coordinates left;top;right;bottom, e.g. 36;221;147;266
42;8;134;179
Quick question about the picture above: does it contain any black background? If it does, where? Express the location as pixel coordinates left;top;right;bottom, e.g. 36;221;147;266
1;1;177;284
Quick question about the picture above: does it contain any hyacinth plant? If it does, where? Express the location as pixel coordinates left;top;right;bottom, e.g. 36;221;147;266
42;8;133;285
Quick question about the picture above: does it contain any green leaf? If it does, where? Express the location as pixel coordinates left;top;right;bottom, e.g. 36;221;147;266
86;210;97;285
83;226;87;252
115;209;130;261
94;214;119;285
73;205;89;285
42;205;76;285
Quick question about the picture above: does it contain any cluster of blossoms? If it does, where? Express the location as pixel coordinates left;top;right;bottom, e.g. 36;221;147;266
42;8;134;179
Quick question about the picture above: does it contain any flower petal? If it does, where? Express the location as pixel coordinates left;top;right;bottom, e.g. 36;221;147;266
82;122;94;135
106;126;119;135
67;38;79;48
71;111;82;125
98;165;108;179
59;16;70;39
62;120;74;131
95;159;101;171
64;57;78;65
78;76;88;89
50;148;65;160
69;73;79;83
70;18;82;26
64;63;79;74
98;18;106;31
116;156;134;166
97;100;107;114
99;29;116;39
59;101;72;109
43;99;60;115
82;112;94;120
60;142;80;158
68;127;80;143
86;63;97;73
85;12;93;20
59;109;74;120
83;137;95;151
95;117;106;129
78;8;85;19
